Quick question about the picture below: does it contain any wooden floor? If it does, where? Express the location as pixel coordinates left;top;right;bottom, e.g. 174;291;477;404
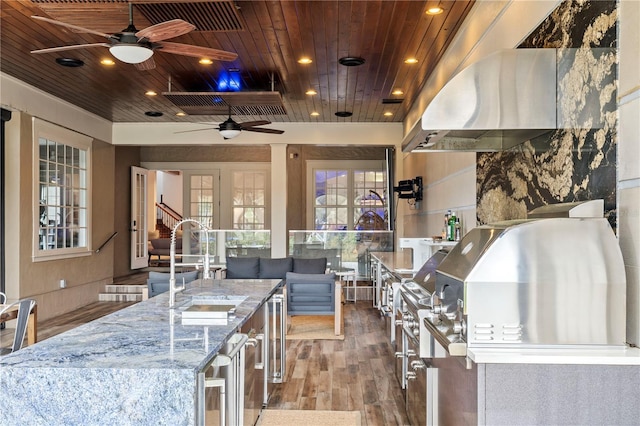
14;274;409;426
269;301;410;425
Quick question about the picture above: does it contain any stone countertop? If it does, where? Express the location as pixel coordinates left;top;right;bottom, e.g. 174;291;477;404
467;346;640;365
0;278;282;425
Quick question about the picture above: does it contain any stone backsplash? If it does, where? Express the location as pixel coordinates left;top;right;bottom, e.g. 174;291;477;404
476;0;617;229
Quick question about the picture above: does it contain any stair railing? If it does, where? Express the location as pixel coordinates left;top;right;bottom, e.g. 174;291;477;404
156;202;182;234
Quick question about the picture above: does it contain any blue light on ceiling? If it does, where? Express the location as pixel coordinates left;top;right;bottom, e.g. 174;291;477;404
216;71;242;92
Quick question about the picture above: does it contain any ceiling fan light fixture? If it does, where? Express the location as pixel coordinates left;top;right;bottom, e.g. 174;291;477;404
109;44;153;64
219;129;241;139
219;117;242;139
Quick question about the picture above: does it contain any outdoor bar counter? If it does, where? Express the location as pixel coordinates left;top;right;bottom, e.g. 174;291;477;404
0;278;282;425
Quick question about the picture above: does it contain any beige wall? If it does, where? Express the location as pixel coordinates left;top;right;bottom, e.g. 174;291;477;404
4;112;115;320
618;0;640;345
400;152;476;239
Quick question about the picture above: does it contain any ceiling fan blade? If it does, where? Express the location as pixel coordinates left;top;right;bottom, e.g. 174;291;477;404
136;19;195;43
31;16;112;39
31;43;110;54
135;57;156;71
244;127;285;135
174;128;217;134
239;121;272;129
157;42;238;61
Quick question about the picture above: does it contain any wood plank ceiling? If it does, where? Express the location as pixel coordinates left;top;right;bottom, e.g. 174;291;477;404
0;0;474;124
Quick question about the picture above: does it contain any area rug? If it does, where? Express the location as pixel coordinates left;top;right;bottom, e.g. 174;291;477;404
257;409;361;426
286;315;344;340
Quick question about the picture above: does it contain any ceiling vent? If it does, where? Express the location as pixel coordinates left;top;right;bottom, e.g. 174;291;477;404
136;1;244;32
162;91;287;116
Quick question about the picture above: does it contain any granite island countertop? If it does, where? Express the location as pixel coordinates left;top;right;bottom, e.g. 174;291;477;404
0;278;282;425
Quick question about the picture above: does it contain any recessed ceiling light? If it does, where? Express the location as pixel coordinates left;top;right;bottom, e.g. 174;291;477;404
335;111;352;118
426;6;444;15
55;58;84;68
392;89;404;96
384;112;393;117
298;57;313;64
306;89;317;95
176;112;186;117
404;58;418;64
199;58;213;65
310;112;320;116
338;56;365;66
145;90;157;96
145;111;163;117
100;58;115;66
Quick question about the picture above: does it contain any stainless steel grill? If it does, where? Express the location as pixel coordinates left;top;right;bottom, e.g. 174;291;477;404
430;217;626;354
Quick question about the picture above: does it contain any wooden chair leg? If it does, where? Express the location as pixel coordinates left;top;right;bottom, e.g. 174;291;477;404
335;282;342;336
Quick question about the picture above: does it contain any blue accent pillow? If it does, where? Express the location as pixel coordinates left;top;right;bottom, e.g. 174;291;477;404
226;257;260;279
292;257;327;274
259;257;293;279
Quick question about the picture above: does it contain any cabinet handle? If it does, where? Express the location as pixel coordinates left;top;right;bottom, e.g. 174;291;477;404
255;333;265;369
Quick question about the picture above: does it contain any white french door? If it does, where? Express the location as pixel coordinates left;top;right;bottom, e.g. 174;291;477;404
130;166;148;269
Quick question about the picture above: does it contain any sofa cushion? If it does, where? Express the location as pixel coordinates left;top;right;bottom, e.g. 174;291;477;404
226;257;260;279
292;257;327;274
149;238;182;252
259;257;293;279
148;270;199;283
147;270;199;298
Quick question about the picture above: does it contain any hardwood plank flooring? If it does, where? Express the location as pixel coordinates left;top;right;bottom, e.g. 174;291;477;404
7;273;409;426
268;301;410;425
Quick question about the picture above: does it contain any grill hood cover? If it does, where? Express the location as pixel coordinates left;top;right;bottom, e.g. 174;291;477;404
408;48;609;152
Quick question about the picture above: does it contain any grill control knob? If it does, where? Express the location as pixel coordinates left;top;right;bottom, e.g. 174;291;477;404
412;327;420;336
453;319;466;335
410;360;425;370
431;303;443;315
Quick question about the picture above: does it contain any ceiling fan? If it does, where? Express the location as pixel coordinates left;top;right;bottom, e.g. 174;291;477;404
178;107;285;140
30;4;237;70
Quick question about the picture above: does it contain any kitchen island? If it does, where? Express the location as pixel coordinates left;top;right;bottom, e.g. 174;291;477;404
0;278;282;425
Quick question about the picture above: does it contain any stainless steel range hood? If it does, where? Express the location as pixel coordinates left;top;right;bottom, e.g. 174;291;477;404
406;48;611;152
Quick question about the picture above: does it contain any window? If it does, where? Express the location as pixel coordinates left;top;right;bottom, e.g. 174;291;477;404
308;161;388;230
33;118;92;260
189;174;215;228
232;171;266;229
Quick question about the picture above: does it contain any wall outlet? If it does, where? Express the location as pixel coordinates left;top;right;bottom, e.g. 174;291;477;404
59;279;67;289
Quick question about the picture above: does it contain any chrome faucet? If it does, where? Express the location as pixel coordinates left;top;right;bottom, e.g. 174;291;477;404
169;218;211;308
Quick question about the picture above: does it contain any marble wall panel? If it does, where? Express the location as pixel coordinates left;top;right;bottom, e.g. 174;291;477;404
476;0;618;229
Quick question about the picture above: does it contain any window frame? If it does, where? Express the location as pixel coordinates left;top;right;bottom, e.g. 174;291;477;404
306;160;387;230
32;118;92;261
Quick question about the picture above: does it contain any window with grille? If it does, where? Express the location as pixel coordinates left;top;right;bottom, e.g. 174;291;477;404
232;171;266;230
308;161;388;230
33;118;92;260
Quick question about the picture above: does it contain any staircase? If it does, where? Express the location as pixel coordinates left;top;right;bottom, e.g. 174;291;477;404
99;284;146;302
98;271;149;302
156;201;182;238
